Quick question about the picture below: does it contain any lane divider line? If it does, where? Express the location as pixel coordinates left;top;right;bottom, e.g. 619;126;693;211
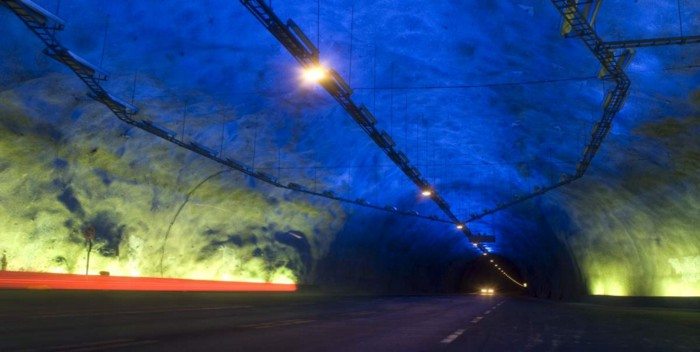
441;329;466;344
484;310;491;315
471;316;483;323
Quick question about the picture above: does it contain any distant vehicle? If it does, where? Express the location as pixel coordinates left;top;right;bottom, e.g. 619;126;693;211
480;288;495;295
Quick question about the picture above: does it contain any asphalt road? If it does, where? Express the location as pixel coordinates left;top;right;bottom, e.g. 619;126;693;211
0;291;697;351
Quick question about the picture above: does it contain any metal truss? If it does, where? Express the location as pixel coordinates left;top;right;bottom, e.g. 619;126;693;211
0;0;455;226
241;0;478;242
468;0;669;223
605;35;700;50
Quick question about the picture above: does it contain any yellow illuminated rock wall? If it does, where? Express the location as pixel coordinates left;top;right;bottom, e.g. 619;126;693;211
563;115;700;296
0;75;345;284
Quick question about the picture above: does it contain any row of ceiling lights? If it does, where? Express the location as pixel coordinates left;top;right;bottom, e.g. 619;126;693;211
305;67;496;256
490;259;527;288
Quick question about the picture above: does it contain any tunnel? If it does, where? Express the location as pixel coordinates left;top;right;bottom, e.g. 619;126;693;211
0;0;698;350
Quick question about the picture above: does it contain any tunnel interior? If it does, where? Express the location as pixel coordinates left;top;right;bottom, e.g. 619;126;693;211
0;0;699;298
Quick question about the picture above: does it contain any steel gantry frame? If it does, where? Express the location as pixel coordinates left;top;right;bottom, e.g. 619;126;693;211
5;0;698;251
240;0;480;244
604;35;700;50
466;1;700;223
240;0;700;235
468;0;633;223
0;0;460;226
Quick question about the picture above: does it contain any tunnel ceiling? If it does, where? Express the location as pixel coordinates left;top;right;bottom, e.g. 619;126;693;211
0;0;699;296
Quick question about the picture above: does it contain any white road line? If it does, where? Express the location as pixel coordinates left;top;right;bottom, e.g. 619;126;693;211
484;310;491;314
440;329;466;344
471;316;483;323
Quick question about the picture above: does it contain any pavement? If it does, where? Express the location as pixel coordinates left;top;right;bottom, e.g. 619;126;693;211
0;290;697;351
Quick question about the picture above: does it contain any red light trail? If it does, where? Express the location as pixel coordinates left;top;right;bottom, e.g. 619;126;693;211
0;271;296;292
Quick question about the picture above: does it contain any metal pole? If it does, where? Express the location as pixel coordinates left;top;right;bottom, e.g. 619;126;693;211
85;240;92;275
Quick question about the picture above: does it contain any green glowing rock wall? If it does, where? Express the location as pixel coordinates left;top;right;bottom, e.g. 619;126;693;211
0;74;346;284
561;115;700;296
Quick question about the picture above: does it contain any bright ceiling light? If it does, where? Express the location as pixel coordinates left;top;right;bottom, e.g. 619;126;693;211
302;66;327;83
421;189;432;196
456;224;464;229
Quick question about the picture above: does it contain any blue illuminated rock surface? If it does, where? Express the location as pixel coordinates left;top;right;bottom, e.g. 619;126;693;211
0;0;698;296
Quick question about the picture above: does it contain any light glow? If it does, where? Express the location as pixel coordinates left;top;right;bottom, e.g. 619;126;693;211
0;271;297;291
302;66;327;83
421;189;432;196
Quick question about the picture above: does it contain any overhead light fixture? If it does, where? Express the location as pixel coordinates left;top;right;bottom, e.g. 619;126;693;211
302;65;327;83
456;224;464;229
421;189;432;197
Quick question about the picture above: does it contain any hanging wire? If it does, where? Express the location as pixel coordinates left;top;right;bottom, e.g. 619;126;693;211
349;3;354;86
180;101;188;142
219;112;226;156
99;16;110;67
373;43;377;111
353;75;597;91
52;0;61;36
317;0;321;49
677;0;684;37
251;115;259;170
130;69;138;104
390;62;394;135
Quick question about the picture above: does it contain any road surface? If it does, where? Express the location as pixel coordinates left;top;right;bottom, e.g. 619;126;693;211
0;291;697;351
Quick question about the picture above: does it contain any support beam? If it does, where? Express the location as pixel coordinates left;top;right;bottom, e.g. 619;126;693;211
605;35;700;50
468;0;634;223
0;0;449;226
240;0;476;240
